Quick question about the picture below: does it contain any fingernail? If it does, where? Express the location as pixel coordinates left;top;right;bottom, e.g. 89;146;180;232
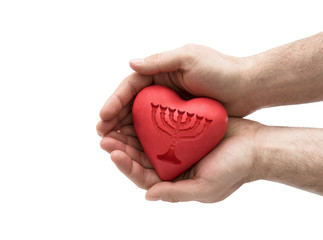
146;195;160;201
130;58;144;64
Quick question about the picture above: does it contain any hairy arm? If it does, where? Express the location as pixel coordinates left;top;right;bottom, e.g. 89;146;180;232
243;32;323;111
255;126;323;195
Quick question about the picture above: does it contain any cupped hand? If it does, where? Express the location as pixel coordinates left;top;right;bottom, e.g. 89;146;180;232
97;44;254;137
100;117;262;203
97;44;260;202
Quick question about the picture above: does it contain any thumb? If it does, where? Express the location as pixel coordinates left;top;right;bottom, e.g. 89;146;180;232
145;179;204;203
129;46;192;75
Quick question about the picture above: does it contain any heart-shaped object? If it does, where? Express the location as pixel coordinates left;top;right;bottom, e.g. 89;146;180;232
132;85;228;181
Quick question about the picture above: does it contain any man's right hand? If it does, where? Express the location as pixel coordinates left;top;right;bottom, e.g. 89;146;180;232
97;44;256;137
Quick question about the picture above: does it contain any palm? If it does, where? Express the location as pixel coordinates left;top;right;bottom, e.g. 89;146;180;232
188;122;258;201
100;117;260;202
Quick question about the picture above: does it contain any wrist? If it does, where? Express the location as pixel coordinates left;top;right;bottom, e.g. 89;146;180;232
235;121;269;183
238;56;266;115
241;50;301;112
252;125;294;182
250;124;273;182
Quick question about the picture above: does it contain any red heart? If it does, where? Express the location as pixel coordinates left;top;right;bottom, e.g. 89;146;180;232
132;85;228;181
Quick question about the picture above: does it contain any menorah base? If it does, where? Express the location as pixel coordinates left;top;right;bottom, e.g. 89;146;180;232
157;146;182;165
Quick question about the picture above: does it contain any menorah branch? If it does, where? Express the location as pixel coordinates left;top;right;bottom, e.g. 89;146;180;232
160;107;176;132
179;113;193;127
151;103;213;165
179;117;203;132
179;119;212;139
151;103;171;136
168;108;178;126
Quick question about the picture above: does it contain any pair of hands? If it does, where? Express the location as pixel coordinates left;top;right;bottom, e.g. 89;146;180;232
97;44;266;203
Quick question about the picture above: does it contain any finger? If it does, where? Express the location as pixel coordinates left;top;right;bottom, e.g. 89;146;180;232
97;103;132;136
119;125;137;137
100;73;152;121
145;179;205;202
111;150;161;190
129;45;194;75
97;119;117;137
113;113;133;131
101;135;152;169
105;130;143;151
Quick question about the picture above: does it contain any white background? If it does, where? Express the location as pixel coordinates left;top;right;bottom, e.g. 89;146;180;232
0;0;322;239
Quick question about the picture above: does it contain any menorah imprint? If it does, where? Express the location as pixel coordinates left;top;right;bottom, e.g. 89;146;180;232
151;103;213;165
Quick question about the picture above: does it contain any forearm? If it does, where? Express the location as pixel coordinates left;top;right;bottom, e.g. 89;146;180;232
255;126;323;195
243;32;323;111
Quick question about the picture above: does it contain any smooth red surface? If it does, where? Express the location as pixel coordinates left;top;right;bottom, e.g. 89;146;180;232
132;85;228;181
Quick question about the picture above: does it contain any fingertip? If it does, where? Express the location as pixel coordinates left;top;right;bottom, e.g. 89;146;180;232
99;136;105;150
99;102;114;120
100;137;113;152
146;182;171;201
100;94;124;121
129;58;144;73
110;149;122;161
130;49;183;75
110;150;132;174
147;180;204;202
96;121;103;136
129;58;144;65
145;182;164;201
145;191;161;201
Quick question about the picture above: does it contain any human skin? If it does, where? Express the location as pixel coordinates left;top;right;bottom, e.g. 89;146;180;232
100;119;323;202
97;32;323;202
255;126;323;196
243;32;323;111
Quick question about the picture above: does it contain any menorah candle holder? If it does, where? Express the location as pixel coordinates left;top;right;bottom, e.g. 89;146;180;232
151;103;212;165
132;85;228;181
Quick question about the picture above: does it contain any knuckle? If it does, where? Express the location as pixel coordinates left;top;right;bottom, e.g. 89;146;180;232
139;177;149;190
183;43;197;50
181;43;198;65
